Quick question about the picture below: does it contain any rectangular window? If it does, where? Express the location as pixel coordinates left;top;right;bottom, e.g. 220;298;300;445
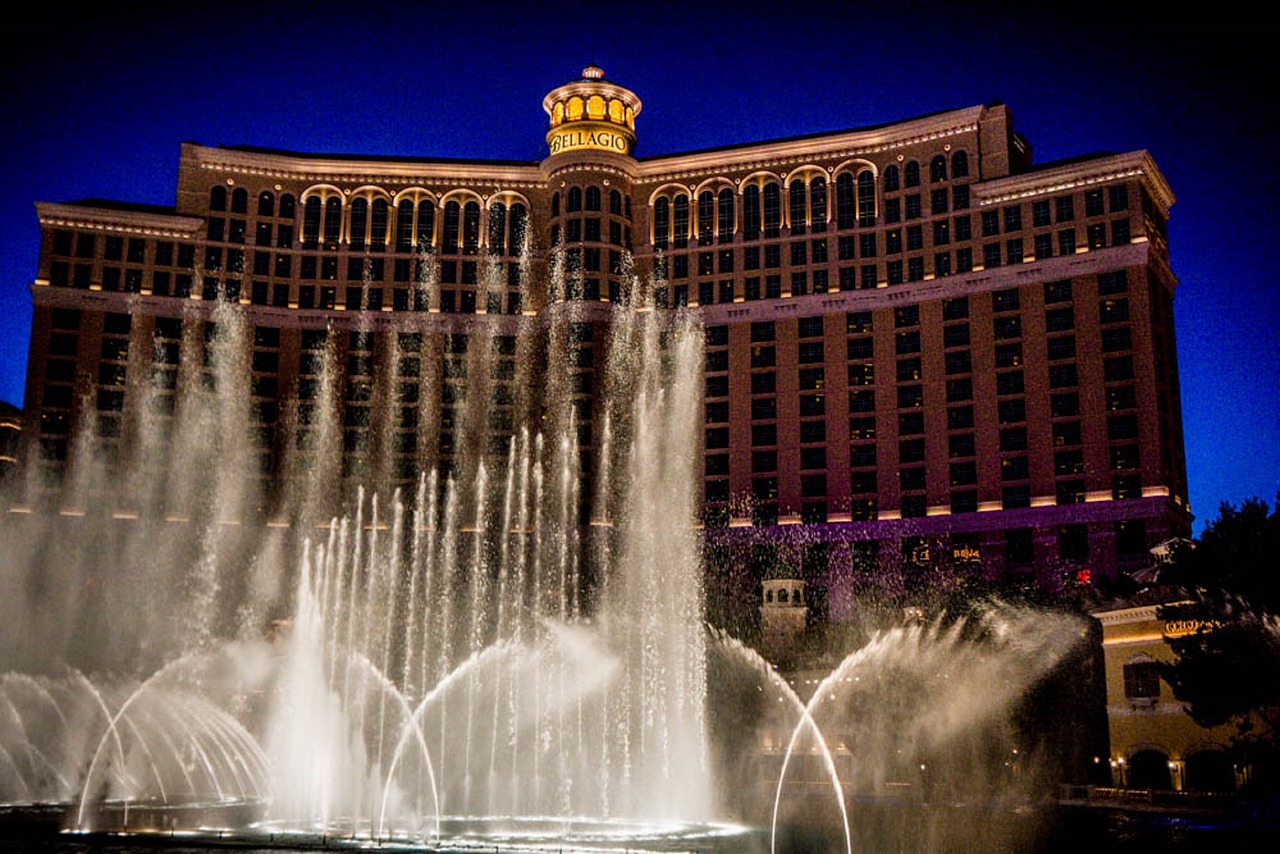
907;225;923;251
1034;233;1054;259
983;242;1002;268
1045;307;1074;332
1058;229;1076;255
948;405;974;430
993;316;1022;340
1112;219;1131;245
887;260;903;285
982;211;1000;237
931;188;949;215
1056;196;1075;222
1109;185;1130;212
1085;189;1105;217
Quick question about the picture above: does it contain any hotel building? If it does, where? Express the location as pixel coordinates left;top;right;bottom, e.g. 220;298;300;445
16;66;1189;620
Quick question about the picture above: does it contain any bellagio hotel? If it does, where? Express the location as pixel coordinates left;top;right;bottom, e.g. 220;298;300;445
18;65;1188;619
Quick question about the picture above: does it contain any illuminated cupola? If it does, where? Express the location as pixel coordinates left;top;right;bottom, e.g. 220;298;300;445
542;65;642;159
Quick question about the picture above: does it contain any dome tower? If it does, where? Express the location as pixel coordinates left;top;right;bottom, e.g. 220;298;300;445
540;65;642;305
542;64;642;160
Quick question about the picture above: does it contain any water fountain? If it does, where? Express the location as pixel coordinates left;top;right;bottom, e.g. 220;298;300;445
0;252;1088;851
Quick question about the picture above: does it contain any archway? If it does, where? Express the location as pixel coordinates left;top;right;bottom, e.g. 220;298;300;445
1127;749;1172;790
1185;750;1235;792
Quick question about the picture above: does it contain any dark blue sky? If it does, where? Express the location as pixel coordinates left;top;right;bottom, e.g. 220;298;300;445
1;1;1275;532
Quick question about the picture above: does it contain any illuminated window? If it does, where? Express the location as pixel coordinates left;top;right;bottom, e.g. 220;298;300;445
857;172;876;227
789;181;807;235
836;173;855;229
810;176;827;228
717;188;735;242
763;183;782;238
673;195;690;248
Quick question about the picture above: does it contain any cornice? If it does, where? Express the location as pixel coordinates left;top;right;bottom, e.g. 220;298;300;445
185;144;547;191
635;106;986;184
976;151;1175;214
1093;599;1193;625
35;202;203;238
689;242;1151;324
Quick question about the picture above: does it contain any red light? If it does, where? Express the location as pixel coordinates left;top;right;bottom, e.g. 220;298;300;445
1076;568;1092;586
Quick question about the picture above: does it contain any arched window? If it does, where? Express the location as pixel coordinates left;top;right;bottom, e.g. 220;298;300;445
585;186;601;212
551;192;560;218
931;155;948;183
349;198;369;250
778;588;788;603
789;181;807;235
904;160;920;188
610;189;622;215
370;198;389;250
792;588;801;603
836;173;855;230
417;200;435;250
396;200;415;251
883;165;900;192
672;194;690;249
625;195;632;217
462;201;481;254
857;171;876;227
279;193;296;220
653;197;670;249
509;203;527;255
303;197;321;247
763;182;781;238
442;201;461;253
489;202;507;254
952;150;970;178
742;185;761;239
210;186;227;211
717;188;735;242
810;176;827;229
697;191;715;243
766;589;773;603
567;186;582;213
231;187;248;214
323;197;342;248
257;191;275;217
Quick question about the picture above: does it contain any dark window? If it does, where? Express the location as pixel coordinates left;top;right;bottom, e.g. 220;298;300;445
1123;660;1161;700
1056;196;1075;222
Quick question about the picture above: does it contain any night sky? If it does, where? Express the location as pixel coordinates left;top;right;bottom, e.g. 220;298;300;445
1;1;1275;533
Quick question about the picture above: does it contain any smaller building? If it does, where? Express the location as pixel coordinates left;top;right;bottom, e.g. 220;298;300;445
1094;590;1240;792
760;574;809;663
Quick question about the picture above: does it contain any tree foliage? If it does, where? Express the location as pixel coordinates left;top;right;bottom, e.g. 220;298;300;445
1158;496;1280;781
1162;495;1280;612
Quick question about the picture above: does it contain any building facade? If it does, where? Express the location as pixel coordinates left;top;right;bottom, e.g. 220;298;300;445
16;66;1188;618
1094;595;1239;792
